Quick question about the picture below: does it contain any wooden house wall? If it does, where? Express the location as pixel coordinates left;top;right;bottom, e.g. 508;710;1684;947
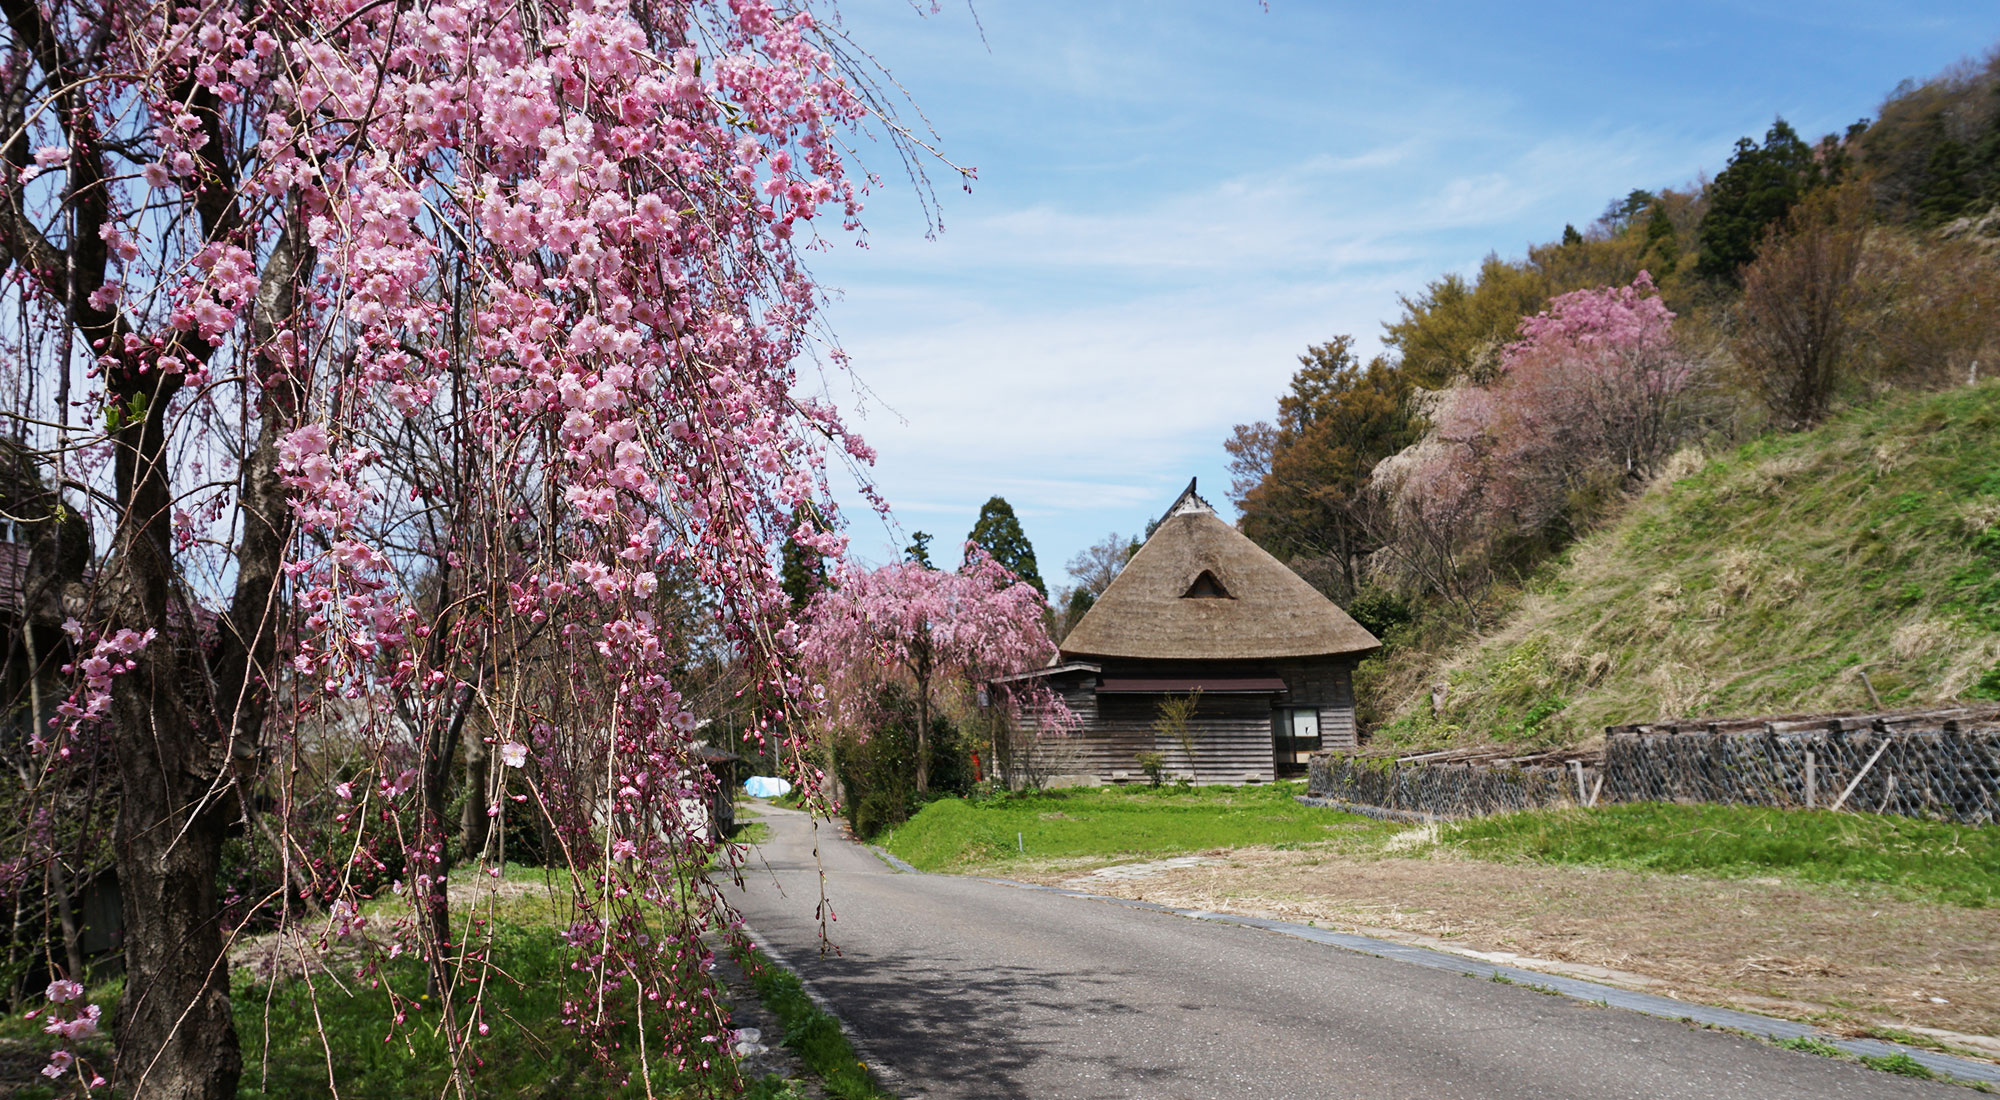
1273;658;1358;752
1009;658;1362;786
1018;677;1276;785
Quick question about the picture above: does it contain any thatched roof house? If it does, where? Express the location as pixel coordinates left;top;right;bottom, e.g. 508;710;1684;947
999;481;1379;786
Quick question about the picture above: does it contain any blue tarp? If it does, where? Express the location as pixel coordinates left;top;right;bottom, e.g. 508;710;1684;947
743;775;792;799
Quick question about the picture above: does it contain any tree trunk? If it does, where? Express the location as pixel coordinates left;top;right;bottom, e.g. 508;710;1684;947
103;205;304;1100
110;689;239;1100
418;764;455;1000
104;456;240;1099
459;734;492;862
913;648;932;796
417;679;478;1001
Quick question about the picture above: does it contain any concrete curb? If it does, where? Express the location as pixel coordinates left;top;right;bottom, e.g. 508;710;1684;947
739;922;926;1099
868;845;920;874
976;876;2000;1087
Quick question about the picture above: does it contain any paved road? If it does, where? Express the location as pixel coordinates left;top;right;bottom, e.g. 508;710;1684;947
725;806;1961;1099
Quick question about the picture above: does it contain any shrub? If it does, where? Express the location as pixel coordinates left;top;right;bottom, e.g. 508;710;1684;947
834;685;971;839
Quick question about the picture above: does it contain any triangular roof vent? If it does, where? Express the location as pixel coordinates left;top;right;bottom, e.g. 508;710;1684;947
1183;569;1231;599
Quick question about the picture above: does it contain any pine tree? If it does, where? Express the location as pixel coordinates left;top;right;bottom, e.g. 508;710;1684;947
1696;119;1822;284
965;497;1046;596
780;525;827;611
1641;203;1680;278
1917;138;1976;224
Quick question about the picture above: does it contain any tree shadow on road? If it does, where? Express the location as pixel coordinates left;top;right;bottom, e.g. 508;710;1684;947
786;943;1187;1100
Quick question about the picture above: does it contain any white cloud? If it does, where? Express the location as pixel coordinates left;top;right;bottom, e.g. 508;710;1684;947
810;122;1721;569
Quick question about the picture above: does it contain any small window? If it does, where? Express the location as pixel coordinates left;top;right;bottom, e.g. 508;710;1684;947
1275;707;1322;776
1288;709;1320;752
1182;569;1231;599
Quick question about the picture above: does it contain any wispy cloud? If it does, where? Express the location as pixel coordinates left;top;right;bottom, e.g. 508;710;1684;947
805;0;1998;574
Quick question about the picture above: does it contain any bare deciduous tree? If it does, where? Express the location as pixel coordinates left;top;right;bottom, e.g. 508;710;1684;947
1736;189;1869;429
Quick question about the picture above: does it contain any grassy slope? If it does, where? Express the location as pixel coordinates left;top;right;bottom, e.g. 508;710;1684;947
1375;382;2000;751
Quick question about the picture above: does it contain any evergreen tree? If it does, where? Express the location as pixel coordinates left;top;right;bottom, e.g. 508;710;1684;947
905;531;934;569
1695;119;1823;284
1617;189;1658;224
1561;223;1584;247
965;496;1046;596
1917;138;1976;224
1977;84;2000;207
1229;336;1415;594
779;521;827;611
1641;202;1680;278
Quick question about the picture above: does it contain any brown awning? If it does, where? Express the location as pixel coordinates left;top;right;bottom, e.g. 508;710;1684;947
1096;677;1286;695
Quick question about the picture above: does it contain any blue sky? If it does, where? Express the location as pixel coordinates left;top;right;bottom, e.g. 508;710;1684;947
801;1;2000;589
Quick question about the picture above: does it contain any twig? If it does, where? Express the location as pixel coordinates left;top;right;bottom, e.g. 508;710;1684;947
1858;670;1883;710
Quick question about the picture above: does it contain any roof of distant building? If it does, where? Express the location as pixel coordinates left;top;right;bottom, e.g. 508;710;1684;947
1057;479;1380;662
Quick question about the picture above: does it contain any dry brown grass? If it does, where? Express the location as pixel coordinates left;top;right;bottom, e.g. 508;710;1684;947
1014;846;2000;1051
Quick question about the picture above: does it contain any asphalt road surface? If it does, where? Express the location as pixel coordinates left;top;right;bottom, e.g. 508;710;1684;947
725;805;1964;1100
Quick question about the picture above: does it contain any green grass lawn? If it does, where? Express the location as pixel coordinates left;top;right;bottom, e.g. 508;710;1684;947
235;913;680;1100
879;782;1392;871
886;786;2000;909
1442;802;2000;908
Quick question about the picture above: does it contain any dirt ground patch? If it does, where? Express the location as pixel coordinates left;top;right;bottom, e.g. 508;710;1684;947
227;875;551;983
1008;847;2000;1053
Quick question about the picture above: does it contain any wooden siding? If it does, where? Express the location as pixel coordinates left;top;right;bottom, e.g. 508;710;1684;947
1022;681;1276;784
1009;657;1361;786
1274;658;1358;752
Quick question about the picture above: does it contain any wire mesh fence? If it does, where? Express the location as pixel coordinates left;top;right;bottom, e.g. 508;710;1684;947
1305;706;2000;823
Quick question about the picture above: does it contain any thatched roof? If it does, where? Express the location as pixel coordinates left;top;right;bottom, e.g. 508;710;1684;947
1058;481;1380;661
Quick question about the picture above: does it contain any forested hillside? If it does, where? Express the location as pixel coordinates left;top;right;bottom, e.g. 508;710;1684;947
1228;47;2000;745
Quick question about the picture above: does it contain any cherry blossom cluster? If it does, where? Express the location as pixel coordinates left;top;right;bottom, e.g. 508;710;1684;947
32;980;106;1088
1376;272;1704;582
800;546;1064;742
48;625;157;747
14;0;966;1082
1504;271;1686;388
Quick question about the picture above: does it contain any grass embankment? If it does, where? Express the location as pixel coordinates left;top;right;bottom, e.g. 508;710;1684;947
1374;382;2000;751
1446;803;2000;908
879;782;1391;871
886;788;2000;908
0;855;869;1100
734;944;894;1100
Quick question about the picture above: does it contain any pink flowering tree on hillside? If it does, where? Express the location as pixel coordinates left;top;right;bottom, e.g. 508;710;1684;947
1500;270;1700;483
800;548;1058;796
1373;273;1704;622
0;0;960;1094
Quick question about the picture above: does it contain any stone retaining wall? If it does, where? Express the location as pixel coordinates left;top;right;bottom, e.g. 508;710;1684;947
1604;720;2000;824
1304;755;1592;819
1304;707;2000;823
